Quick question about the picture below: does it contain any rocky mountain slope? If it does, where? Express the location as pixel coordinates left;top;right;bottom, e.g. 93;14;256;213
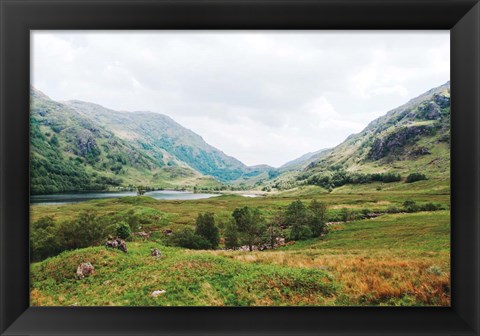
265;82;450;190
310;81;450;175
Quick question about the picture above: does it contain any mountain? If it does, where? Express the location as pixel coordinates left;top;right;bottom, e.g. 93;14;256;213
279;148;330;171
64;100;267;182
30;88;271;194
307;81;450;176
30;81;450;194
30;88;219;194
265;82;450;190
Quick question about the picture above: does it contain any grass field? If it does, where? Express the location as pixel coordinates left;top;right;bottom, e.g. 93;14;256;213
31;179;450;229
30;180;450;306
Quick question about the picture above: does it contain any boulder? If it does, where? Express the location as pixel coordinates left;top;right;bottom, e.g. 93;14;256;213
116;238;128;253
105;239;118;249
76;262;94;279
151;248;162;258
151;290;166;297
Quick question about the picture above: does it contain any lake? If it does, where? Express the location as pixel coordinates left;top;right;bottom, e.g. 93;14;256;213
30;190;221;205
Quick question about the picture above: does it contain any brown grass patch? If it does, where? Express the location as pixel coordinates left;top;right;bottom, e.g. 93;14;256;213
209;249;450;306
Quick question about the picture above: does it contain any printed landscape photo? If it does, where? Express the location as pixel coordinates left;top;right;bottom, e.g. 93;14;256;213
30;31;450;306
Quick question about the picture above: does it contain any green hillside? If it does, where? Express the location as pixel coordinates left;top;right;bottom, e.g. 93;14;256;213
30;88;219;193
30;82;450;194
31;205;449;306
66;100;268;182
308;82;450;176
263;82;450;192
279;148;330;172
29;82;451;307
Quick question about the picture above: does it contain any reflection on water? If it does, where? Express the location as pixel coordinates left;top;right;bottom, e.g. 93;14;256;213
30;190;221;205
240;194;261;198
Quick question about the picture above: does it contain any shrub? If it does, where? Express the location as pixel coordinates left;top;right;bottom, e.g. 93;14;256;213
406;173;428;183
379;173;402;183
426;265;443;276
290;225;312;241
123;209;141;232
306;171;401;189
340;208;353;222
170;228;211;250
31;211;116;261
195;212;220;249
403;200;419;213
360;208;371;219
421;202;439;211
30;216;62;261
115;221;131;240
386;206;400;214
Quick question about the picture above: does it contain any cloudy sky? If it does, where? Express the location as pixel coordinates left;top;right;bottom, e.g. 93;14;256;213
31;31;449;167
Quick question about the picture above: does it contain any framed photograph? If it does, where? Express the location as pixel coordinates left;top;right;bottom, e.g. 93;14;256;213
1;0;479;335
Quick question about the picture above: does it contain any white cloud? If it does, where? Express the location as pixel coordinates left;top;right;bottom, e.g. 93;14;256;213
31;31;450;167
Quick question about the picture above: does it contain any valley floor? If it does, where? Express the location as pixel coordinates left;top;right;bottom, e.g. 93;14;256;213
30;180;450;306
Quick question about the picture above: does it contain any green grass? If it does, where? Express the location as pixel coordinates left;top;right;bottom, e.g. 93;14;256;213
211;211;450;306
31;209;450;306
31;243;337;306
30;182;450;306
31;180;450;226
284;211;450;252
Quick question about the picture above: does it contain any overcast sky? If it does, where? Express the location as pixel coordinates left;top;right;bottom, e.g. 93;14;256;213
31;31;449;167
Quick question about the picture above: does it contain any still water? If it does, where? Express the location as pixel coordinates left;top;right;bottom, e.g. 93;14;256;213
30;190;221;205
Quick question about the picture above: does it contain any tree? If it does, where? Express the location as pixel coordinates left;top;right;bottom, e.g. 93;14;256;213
224;220;239;250
137;186;146;195
171;227;211;249
232;206;265;251
265;210;284;247
292;225;313;240
195;212;220;249
285;200;310;240
308;200;327;236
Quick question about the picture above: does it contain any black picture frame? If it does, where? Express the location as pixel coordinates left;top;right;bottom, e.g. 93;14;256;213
1;0;479;335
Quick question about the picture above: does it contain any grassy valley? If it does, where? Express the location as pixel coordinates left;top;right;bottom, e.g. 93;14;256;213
31;184;449;306
30;82;451;306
